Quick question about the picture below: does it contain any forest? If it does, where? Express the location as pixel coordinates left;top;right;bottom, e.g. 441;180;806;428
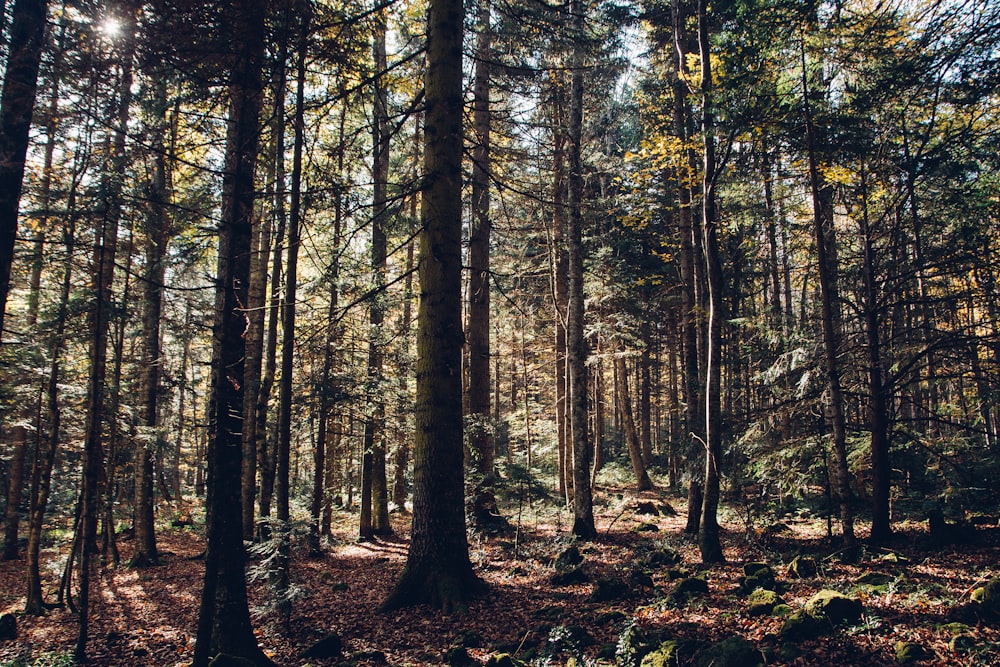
1;0;1000;665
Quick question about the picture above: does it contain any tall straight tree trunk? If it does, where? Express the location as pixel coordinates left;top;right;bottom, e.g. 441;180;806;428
0;0;47;340
77;16;136;655
467;0;493;478
274;6;309;624
696;0;724;565
380;0;484;611
639;325;653;465
672;0;702;535
550;85;570;503
615;351;653;491
132;75;172;568
801;38;856;547
859;162;892;543
361;5;392;539
567;0;595;539
192;0;273;663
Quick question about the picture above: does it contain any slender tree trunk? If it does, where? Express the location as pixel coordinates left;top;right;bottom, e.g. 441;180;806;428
193;0;273;663
696;0;724;564
639;326;653;465
549;71;570;504
0;0;47;340
567;0;595;539
77;16;137;654
467;0;493;478
361;6;392;539
132;75;172;569
616;351;653;491
380;0;484;611
801;37;856;547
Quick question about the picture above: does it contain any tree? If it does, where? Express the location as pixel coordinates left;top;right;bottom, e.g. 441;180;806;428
192;0;274;662
380;0;484;611
0;0;47;341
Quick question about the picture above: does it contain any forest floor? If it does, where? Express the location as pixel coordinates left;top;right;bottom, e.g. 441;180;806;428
1;489;998;666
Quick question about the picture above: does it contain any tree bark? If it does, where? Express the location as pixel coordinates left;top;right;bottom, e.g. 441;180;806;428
616;351;654;491
192;0;273;662
0;0;47;341
467;0;493;478
380;0;484;611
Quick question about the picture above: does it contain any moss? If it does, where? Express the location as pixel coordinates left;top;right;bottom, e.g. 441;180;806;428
693;636;764;667
787;555;817;579
747;589;783;616
949;634;975;652
779;610;828;641
484;653;525;667
804;590;863;625
894;641;926;663
669;577;709;604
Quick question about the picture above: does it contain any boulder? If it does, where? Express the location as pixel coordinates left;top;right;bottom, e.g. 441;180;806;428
616;622;661;667
0;614;16;641
855;571;894;587
949;634;975;653
634;522;660;533
738;563;776;593
301;632;343;659
591;576;630;602
484;654;526;667
551;566;589;586
638;547;681;568
894;641;927;664
639;640;705;667
747;589;783;617
787;555;817;579
668;577;709;604
636;501;659;515
693;636;764;667
444;646;475;667
555;545;584;572
804;590;863;625
778;610;828;641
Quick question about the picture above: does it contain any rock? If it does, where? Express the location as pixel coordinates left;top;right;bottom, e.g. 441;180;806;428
208;656;256;667
747;589;783;616
639;547;681;568
444;646;475;667
665;567;689;580
669;577;709;604
639;640;706;667
634;522;660;532
693;636;764;667
555;546;583;572
657;503;678;517
778;610;828;641
302;632;343;659
551;566;589;586
771;603;794;618
855;571;894;587
485;654;526;667
787;555;817;579
879;552;909;565
354;649;387;663
591;576;630;602
940;622;970;636
459;630;484;648
597;643;618;660
616;622;661;667
0;614;16;641
743;562;774;579
895;641;927;664
949;634;975;652
628;570;655;590
804;590;863;625
596;609;627;625
738;563;776;594
636;501;659;515
332;581;350;592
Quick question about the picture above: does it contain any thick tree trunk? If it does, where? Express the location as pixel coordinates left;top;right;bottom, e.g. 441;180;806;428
192;0;273;663
380;0;484;611
0;0;47;340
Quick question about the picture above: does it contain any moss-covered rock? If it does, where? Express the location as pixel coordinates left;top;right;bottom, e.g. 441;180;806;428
855;571;894;587
638;547;681;568
668;576;709;604
591;577;630;602
940;622;970;636
949;634;975;653
484;653;526;667
778;610;828;641
747;589;783;616
771;603;794;618
444;646;475;667
629;570;655;590
738;563;776;594
804;590;863;625
617;622;658;667
692;636;764;667
879;551;909;565
787;555;817;579
639;640;706;667
894;641;927;664
550;566;589;586
555;545;584;571
634;522;661;533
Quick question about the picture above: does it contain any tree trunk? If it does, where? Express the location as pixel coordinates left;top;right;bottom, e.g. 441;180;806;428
192;0;273;662
801;37;856;547
380;0;484;611
0;0;47;341
616;351;654;491
361;5;392;540
696;0;725;565
132;74;172;569
467;0;493;478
